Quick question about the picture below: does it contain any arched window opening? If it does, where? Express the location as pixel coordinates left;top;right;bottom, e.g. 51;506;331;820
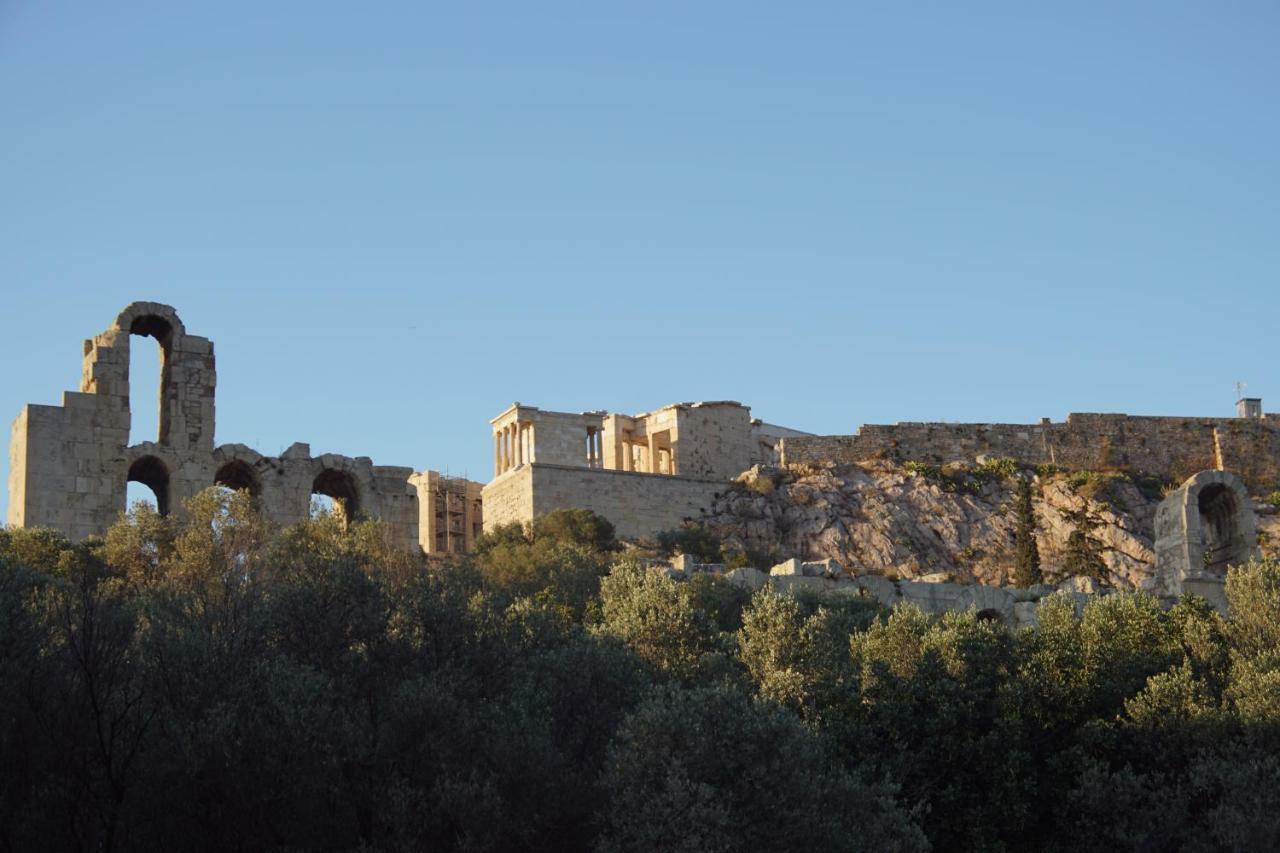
214;460;261;499
127;315;174;447
1197;483;1243;575
312;469;360;526
127;455;171;516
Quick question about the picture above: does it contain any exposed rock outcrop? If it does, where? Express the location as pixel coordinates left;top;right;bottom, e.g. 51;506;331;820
700;461;1279;591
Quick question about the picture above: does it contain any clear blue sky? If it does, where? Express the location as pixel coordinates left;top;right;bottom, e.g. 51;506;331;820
2;2;1278;520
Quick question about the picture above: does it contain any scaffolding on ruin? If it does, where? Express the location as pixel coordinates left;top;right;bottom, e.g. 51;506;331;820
431;469;480;555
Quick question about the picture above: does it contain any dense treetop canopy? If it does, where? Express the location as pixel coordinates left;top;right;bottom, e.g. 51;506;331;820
2;492;1280;851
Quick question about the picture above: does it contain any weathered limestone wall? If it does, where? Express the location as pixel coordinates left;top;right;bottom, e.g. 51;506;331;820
8;302;425;552
780;413;1280;493
672;402;755;480
480;467;534;529
750;420;812;466
527;410;603;468
482;463;726;540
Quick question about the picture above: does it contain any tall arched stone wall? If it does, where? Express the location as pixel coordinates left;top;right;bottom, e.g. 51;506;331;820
8;302;421;550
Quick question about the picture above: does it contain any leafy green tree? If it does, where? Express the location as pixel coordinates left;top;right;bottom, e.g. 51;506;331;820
850;605;1031;849
595;561;725;682
0;559;60;850
1225;559;1280;724
1061;508;1108;581
1226;558;1280;662
600;682;928;853
654;521;726;563
12;498;1280;850
470;510;615;617
0;526;79;575
737;586;858;725
1012;477;1043;586
531;508;617;552
685;570;752;633
1076;592;1180;716
101;499;177;586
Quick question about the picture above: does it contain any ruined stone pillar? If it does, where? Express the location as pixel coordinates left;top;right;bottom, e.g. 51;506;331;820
516;424;524;467
649;434;660;474
494;433;501;476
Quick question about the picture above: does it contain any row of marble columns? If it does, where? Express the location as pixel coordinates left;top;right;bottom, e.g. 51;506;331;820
619;435;674;475
494;422;530;475
585;427;603;469
492;421;675;477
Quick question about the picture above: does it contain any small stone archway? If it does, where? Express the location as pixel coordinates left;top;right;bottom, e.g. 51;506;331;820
312;468;362;525
127;455;171;516
214;459;262;498
1155;470;1259;602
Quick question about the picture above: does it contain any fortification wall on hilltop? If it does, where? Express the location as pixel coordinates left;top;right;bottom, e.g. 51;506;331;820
779;413;1280;493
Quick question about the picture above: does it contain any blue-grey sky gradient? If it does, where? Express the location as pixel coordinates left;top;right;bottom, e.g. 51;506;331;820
2;2;1277;520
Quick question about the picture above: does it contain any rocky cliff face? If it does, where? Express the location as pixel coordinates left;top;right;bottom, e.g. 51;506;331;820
700;462;1280;591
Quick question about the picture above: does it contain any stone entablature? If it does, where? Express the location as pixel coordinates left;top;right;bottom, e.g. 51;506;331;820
7;302;457;554
779;411;1280;493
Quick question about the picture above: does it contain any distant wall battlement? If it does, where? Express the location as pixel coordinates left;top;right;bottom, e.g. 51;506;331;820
779;410;1280;493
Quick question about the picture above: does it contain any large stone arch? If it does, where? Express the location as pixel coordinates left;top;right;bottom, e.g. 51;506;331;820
127;453;172;516
212;444;275;499
310;455;374;526
114;301;189;339
214;459;262;498
94;301;215;455
1155;470;1259;603
124;312;177;446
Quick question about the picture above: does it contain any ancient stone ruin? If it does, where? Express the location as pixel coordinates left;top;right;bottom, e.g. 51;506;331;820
6;302;480;553
6;302;1271;607
483;399;1272;606
1154;470;1260;606
482;401;810;539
